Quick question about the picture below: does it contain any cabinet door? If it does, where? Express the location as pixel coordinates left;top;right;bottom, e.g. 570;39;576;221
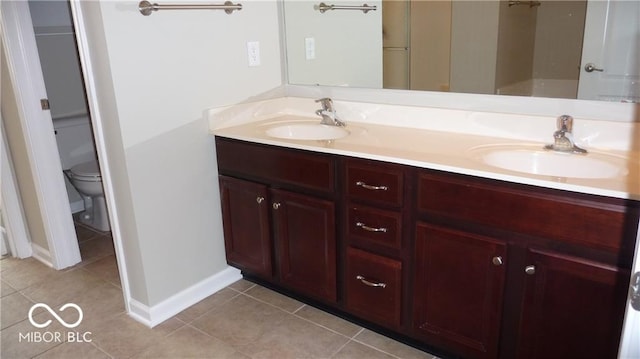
517;249;629;359
272;189;337;303
413;223;506;359
219;176;272;278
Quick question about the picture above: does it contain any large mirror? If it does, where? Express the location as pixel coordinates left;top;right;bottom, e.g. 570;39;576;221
283;0;639;102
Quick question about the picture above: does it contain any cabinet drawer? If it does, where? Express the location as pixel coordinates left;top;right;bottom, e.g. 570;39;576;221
346;159;404;207
216;137;335;194
348;205;402;251
417;171;640;253
345;247;402;329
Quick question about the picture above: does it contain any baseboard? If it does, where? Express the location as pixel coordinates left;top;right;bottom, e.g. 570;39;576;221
31;242;54;268
127;266;242;328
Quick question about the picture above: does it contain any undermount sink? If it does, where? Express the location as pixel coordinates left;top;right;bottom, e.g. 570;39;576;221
470;144;629;179
265;123;350;140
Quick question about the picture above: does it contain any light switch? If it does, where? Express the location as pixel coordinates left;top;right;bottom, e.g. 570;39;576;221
305;37;315;60
247;41;260;67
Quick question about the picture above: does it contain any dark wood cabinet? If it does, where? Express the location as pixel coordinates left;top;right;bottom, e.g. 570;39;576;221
215;137;639;359
413;222;507;359
345;246;403;329
219;176;272;278
516;248;629;359
216;138;338;304
415;170;638;359
273;189;337;302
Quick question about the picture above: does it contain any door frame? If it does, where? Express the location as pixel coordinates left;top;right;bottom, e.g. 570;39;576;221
1;114;32;259
1;0;81;269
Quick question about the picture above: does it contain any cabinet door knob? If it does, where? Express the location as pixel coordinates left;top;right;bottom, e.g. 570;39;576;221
256;196;265;204
525;265;536;275
355;181;388;191
356;222;388;233
356;275;387;288
492;256;503;266
272;202;281;210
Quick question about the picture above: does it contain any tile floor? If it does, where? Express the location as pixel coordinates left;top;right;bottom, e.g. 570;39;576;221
1;223;440;359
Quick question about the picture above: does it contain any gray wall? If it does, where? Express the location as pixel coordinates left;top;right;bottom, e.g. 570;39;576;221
75;0;282;307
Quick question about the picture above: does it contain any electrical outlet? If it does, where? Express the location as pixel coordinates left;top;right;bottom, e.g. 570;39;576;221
247;41;260;67
305;37;315;60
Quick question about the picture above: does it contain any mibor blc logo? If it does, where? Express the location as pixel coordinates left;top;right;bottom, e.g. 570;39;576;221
28;303;83;328
19;303;92;343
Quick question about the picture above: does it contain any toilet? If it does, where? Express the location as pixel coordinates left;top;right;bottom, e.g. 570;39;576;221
53;115;110;232
66;160;110;232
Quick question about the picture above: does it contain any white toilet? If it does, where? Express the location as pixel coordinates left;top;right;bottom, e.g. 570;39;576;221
53;115;111;232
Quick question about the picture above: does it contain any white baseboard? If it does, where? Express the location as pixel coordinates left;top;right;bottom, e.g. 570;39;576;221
31;242;54;268
127;266;242;328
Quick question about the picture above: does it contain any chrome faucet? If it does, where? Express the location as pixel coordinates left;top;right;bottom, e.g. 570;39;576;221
315;98;346;127
544;115;587;154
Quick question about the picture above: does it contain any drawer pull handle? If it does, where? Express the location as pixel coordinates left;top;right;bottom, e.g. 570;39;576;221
356;181;388;191
356;222;388;233
356;275;387;288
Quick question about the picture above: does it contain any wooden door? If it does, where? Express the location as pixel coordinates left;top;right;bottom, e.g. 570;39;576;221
413;222;506;359
272;188;337;303
219;176;272;278
517;248;629;359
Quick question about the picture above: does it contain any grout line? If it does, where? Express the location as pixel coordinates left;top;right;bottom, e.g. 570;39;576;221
176;290;242;325
352;327;365;339
348;337;405;359
329;338;352;358
291;303;306;314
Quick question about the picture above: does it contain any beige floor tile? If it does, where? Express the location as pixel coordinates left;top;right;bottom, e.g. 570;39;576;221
236;314;350;359
0;256;19;272
244;285;304;313
354;329;434;359
33;342;110;359
78;237;115;264
227;279;256;292
88;313;182;358
332;340;396;359
0;258;64;291
1;292;34;330
295;305;363;338
0;310;74;359
132;325;238;358
21;268;104;308
72;281;126;325
175;287;239;323
191;294;287;348
74;224;101;243
81;255;120;286
1;279;17;297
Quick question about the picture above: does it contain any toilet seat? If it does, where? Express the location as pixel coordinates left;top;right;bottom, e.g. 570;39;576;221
70;160;101;182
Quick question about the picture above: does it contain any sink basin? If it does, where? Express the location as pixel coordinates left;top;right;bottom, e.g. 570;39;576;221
470;145;629;179
265;123;349;140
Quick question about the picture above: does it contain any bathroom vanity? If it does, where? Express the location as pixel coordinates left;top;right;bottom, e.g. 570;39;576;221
211;98;640;359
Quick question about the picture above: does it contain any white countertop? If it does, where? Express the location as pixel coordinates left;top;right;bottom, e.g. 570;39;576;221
209;98;640;201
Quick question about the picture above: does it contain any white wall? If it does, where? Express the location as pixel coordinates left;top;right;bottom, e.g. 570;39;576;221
449;1;500;94
284;0;382;88
75;0;282;309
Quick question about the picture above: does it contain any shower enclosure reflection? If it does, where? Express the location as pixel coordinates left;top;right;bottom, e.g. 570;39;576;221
284;0;639;102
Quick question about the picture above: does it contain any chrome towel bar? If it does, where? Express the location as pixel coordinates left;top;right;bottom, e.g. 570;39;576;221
315;2;377;14
138;0;242;16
